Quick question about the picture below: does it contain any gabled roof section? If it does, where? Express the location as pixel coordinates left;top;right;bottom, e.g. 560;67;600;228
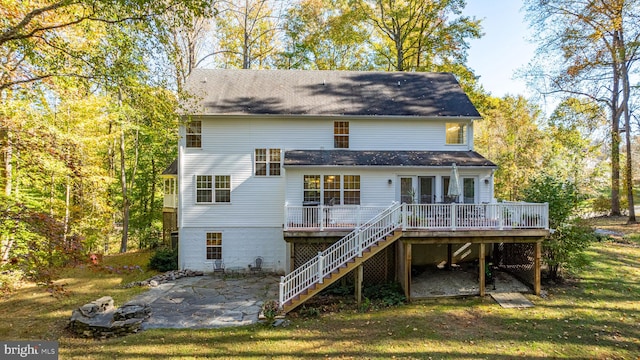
183;69;481;118
161;158;178;176
284;150;497;168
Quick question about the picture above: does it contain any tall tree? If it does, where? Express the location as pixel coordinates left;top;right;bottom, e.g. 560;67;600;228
545;98;608;194
475;96;546;201
358;0;481;73
0;0;211;92
214;0;284;69
279;0;371;70
524;0;640;221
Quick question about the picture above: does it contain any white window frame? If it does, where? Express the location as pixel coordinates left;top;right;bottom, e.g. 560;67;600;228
206;232;222;260
255;148;282;176
445;123;467;145
186;120;202;148
334;121;349;149
304;174;361;205
195;174;231;204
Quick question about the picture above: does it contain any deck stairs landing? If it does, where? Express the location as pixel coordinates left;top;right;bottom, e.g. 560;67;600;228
279;203;403;313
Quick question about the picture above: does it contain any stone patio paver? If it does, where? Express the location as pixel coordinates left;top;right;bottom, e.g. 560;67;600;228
131;274;280;329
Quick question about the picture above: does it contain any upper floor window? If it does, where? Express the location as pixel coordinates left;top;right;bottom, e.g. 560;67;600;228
196;175;231;204
446;123;467;145
186;120;202;148
334;121;349;148
255;148;281;176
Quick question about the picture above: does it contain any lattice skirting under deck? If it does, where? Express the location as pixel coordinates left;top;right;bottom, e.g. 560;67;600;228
292;242;396;286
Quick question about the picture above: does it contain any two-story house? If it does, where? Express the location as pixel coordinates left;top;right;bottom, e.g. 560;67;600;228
164;69;549;312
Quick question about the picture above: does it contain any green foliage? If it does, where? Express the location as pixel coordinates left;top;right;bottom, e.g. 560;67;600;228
0;194;86;283
148;247;178;272
523;175;595;280
522;175;580;228
0;270;23;294
475;96;546;201
298;305;321;318
544;221;597;280
362;282;406;307
261;299;280;324
589;194;628;215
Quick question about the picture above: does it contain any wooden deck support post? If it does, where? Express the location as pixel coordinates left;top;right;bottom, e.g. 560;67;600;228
479;242;486;297
534;240;541;295
355;264;363;305
405;242;412;300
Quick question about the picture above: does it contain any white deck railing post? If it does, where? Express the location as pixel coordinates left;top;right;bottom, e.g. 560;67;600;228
317;252;324;284
402;204;407;230
357;230;363;257
283;205;288;231
319;205;324;231
451;203;457;230
279;276;284;309
498;203;504;230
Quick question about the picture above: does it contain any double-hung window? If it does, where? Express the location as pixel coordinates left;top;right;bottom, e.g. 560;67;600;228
186;120;202;148
334;121;349;148
255;148;281;176
206;232;222;260
445;123;467;145
196;175;231;203
303;175;321;203
303;175;361;205
343;175;361;205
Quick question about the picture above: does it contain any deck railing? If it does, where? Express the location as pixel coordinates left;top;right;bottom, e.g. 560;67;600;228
279;202;403;308
403;203;549;230
284;205;388;230
285;202;549;231
163;194;178;208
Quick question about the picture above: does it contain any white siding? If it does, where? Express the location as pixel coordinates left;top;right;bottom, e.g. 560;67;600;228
185;116;474;152
285;167;495;206
178;115;492;272
179;227;286;273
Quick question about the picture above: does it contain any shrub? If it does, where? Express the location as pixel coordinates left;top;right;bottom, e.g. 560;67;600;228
148;247;177;272
363;282;406;307
262;300;280;324
298;305;320;318
0;270;24;294
523;175;596;280
544;221;597;280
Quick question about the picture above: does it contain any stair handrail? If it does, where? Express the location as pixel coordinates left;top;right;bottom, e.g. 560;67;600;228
279;202;402;309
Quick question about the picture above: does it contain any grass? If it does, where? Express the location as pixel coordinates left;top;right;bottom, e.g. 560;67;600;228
0;251;157;341
1;219;639;359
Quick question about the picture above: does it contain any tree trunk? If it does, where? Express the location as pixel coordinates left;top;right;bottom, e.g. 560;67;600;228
610;51;622;216
1;129;13;264
3;130;12;196
618;28;636;224
624;110;636;223
119;124;129;253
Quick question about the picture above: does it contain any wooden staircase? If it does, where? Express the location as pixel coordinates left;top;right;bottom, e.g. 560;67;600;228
282;229;402;313
279;203;404;314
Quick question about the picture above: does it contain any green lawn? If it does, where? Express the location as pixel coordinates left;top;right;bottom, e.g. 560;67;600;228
1;219;639;359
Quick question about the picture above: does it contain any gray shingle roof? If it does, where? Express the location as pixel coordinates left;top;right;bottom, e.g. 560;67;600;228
161;158;177;175
184;69;481;118
284;150;496;167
